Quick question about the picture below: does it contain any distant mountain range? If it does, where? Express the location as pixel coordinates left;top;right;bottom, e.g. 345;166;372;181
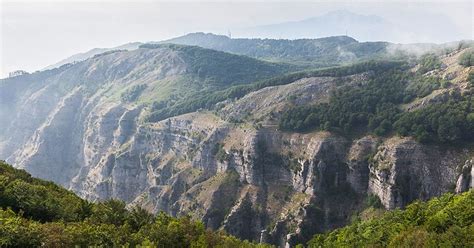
38;10;468;71
162;33;390;66
40;33;387;71
236;10;466;43
40;31;469;73
238;10;391;41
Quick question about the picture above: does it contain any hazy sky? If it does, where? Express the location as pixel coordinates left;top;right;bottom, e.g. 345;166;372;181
1;0;473;78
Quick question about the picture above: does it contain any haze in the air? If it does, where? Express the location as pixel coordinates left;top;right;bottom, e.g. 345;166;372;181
0;0;472;78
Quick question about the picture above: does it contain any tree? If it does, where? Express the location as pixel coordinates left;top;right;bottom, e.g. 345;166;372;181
90;199;129;226
127;206;154;231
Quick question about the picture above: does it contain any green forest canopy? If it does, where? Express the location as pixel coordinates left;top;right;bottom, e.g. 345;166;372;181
279;60;474;144
305;190;473;248
0;161;269;248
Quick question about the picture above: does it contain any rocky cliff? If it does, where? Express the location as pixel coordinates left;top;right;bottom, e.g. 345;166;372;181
1;43;473;247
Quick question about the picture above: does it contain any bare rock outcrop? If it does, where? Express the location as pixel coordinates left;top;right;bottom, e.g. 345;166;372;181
368;137;466;209
455;159;474;193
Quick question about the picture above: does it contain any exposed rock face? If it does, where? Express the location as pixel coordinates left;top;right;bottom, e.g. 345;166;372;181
11;88;85;186
347;136;378;194
455;159;474;193
1;46;472;247
219;73;370;123
368;137;467;209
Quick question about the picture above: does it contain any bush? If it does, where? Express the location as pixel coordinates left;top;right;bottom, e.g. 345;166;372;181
121;84;147;102
459;49;474;67
418;53;442;74
468;71;474;87
366;194;383;209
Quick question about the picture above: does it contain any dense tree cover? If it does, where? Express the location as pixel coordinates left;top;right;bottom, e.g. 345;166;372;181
469;71;474;86
140;43;294;86
0;161;86;222
0;161;270;247
418;53;442;74
305;190;474;248
147;60;403;122
405;76;446;99
279;66;409;135
458;49;474;67
394;93;474;143
279;60;474;144
162;33;389;66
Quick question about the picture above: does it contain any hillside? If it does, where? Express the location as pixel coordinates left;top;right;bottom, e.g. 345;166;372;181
163;33;388;66
0;160;268;247
0;36;473;247
0;44;292;167
306;190;474;247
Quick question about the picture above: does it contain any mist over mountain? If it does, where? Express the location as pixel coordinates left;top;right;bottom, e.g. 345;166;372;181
236;10;467;43
28;9;470;74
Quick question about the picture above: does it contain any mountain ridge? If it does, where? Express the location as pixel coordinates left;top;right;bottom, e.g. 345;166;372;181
236;9;466;43
36;32;472;74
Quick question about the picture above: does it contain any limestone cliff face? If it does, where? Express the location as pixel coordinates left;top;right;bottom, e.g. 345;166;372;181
455;159;474;193
368;137;467;209
1;46;473;247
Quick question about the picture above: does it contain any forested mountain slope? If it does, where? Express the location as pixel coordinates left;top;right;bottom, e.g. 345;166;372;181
0;36;473;247
0;161;268;247
163;33;388;66
163;33;468;67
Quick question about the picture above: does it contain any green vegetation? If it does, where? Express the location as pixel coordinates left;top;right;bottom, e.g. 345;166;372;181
279;65;409;135
468;71;474;87
405;76;445;99
459;49;474;67
146;60;402;122
121;84;147;102
136;43;307;122
141;43;294;86
394;93;474;143
0;161;270;247
279;59;474;144
306;190;474;247
366;194;383;209
418;53;442;74
212;143;230;163
164;33;389;66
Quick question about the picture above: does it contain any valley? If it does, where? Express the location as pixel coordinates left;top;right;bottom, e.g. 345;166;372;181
0;34;473;247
